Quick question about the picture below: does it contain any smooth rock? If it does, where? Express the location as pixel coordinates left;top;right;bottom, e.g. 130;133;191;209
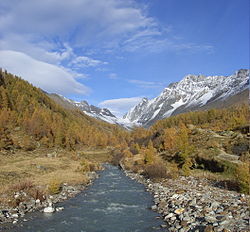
164;213;174;219
12;213;19;218
204;225;215;232
56;207;64;212
151;205;157;210
43;202;55;213
174;208;185;215
13;219;18;224
35;199;41;204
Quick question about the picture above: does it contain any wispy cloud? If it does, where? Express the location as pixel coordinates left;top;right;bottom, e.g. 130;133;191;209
108;73;119;79
0;0;214;99
70;56;108;68
127;79;165;89
99;97;142;117
0;0;213;57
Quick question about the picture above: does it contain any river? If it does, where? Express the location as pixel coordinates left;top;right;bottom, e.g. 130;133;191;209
3;164;167;232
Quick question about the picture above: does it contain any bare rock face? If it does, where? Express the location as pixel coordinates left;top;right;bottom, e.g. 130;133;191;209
123;69;249;127
48;94;118;124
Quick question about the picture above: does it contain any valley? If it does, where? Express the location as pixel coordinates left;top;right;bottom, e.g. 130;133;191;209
0;70;249;232
0;1;249;231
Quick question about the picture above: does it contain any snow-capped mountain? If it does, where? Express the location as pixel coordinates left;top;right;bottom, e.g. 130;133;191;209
48;94;118;124
48;94;135;129
123;69;249;127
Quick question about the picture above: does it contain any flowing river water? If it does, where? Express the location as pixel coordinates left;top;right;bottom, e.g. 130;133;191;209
6;164;167;232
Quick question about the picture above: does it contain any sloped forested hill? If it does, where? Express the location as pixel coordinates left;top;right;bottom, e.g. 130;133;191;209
0;69;129;151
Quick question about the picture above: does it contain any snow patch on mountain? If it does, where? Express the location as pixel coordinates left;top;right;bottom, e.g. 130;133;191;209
123;69;249;127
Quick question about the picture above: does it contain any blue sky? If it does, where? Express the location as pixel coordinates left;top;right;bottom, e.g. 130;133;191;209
0;0;249;117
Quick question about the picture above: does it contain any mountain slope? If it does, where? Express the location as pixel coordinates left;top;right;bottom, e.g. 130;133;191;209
124;69;249;127
48;94;136;129
0;70;128;150
48;94;118;124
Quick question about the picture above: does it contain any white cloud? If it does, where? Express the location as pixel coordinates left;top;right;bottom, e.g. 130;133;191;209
70;56;108;68
0;0;155;47
128;79;165;89
0;50;90;95
99;97;142;117
0;0;213;65
0;0;176;55
108;73;119;79
0;0;215;107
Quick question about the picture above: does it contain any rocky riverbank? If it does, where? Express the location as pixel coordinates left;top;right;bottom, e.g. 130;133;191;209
124;170;249;232
0;171;99;227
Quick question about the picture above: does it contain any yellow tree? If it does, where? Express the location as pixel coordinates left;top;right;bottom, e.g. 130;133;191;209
163;127;178;153
144;140;156;164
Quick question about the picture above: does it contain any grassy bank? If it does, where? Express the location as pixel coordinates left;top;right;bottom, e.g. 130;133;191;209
0;148;112;207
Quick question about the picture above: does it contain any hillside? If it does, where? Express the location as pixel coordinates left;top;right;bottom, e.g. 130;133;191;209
118;104;249;195
48;93;119;124
0;69;129;152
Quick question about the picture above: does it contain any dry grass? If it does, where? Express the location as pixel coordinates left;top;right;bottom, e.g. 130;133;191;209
77;149;112;163
0;148;108;200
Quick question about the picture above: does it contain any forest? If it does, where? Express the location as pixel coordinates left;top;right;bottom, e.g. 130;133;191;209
0;70;249;195
0;69;129;151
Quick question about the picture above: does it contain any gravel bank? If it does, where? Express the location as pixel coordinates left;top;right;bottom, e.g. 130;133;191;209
124;170;249;232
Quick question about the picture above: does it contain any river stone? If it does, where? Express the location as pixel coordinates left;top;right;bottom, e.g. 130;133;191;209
164;213;174;219
43;202;55;213
35;199;41;204
170;216;176;221
56;207;64;212
151;205;157;210
12;213;19;218
205;216;217;223
180;220;188;227
219;220;230;225
12;219;18;224
174;208;185;215
211;201;220;209
43;206;55;213
204;225;215;232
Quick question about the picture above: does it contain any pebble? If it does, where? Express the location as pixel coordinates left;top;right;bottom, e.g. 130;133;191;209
164;213;174;219
174;208;185;215
124;170;249;232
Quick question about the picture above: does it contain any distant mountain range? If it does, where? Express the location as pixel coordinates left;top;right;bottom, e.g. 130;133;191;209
123;69;249;127
48;93;134;129
49;69;249;128
49;94;117;123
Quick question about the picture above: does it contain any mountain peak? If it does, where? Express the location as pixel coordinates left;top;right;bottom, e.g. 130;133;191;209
123;69;249;127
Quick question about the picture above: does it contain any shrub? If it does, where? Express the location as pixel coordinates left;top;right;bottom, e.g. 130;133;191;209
48;179;61;195
22;136;36;151
79;159;90;172
144;148;155;164
89;163;96;172
29;187;46;201
234;163;250;194
144;162;168;179
111;151;124;166
181;158;192;176
9;180;34;192
168;163;179;179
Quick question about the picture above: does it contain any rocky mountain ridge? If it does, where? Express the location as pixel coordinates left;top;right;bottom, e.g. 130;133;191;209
123;69;249;127
48;94;118;124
